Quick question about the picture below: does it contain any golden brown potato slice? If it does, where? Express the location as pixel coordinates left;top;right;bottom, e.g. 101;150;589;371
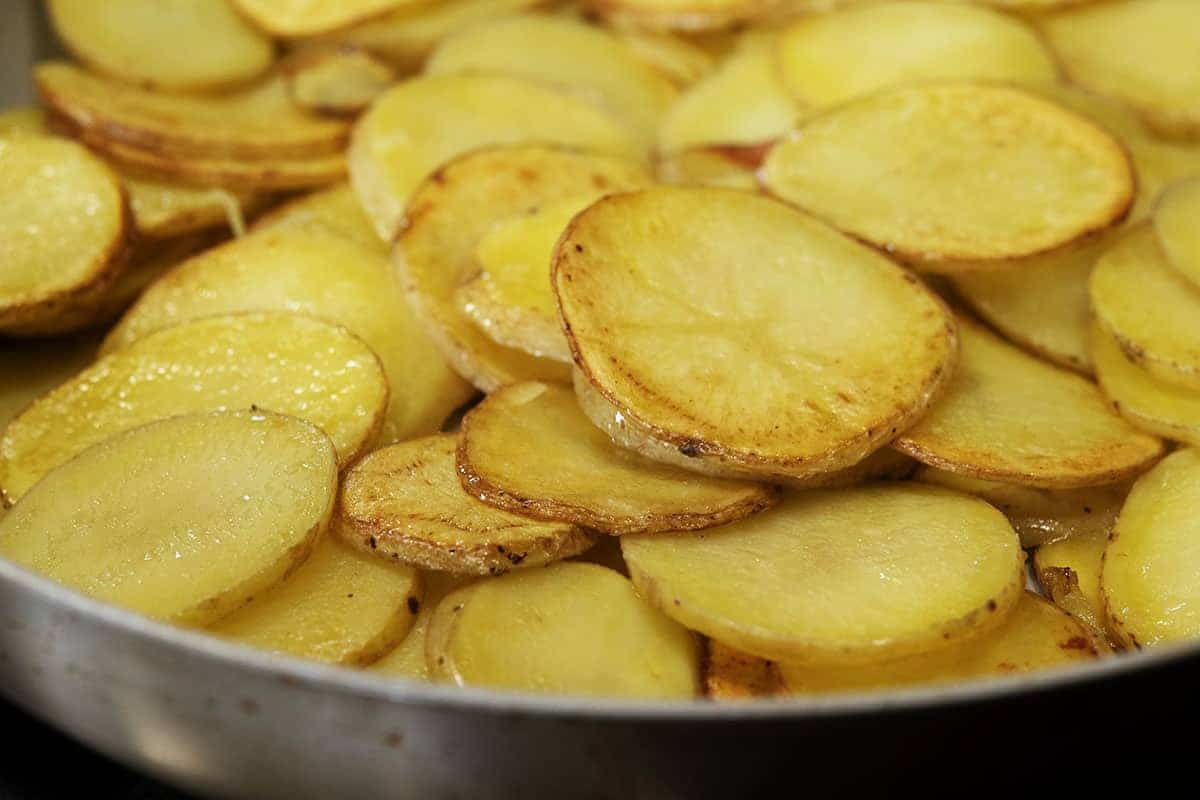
761;83;1134;268
371;571;468;681
893;316;1163;488
338;434;595;575
779;593;1098;694
703;640;783;700
396;145;653;392
250;183;381;250
555;186;957;482
0;410;336;626
585;0;780;31
47;0;273;91
617;30;716;87
1034;523;1111;645
285;46;396;117
457;382;780;536
1103;448;1200;648
0;312;387;503
1154;177;1200;289
425;562;699;697
231;0;421;37
0;337;95;429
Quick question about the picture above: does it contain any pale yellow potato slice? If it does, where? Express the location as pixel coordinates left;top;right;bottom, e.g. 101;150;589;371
617;30;716;87
457;382;780;536
250;182;381;250
125;176;256;240
349;74;643;241
761;83;1134;268
622;484;1024;665
338;434;595;575
703;640;783;700
104;227;472;443
212;536;420;666
47;0;273;91
1034;523;1111;645
1154;177;1200;289
555;186;957;482
396;145;652;392
779;593;1098;694
893;316;1163;488
286;46;396;117
231;0;421;37
776;2;1057;109
0;337;95;429
656;147;761;190
371;571;468;681
0;410;336;626
0;312;387;503
1103;448;1200;648
425;562;699;698
585;0;781;31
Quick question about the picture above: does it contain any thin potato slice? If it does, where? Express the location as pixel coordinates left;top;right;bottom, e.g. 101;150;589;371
618;30;716;87
1154;177;1200;288
893;316;1163;489
0;312;387;503
1034;523;1111;644
425;562;699;698
761;83;1134;268
47;0;273;91
250;183;381;250
0;337;95;429
703;640;783;700
656;147;760;190
457;383;780;536
622;484;1024;665
0;410;336;626
338;434;595;575
286;46;396;117
555;187;957;482
585;0;780;31
396;145;653;392
371;571;468;681
232;0;419;37
125;176;256;240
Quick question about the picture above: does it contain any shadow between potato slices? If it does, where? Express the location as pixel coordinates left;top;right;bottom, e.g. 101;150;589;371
703;640;784;701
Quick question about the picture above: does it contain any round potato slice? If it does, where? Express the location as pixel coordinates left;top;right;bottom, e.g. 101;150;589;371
0;312;388;504
703;640;783;700
286;47;396;117
457;382;780;536
47;0;273;92
1154;177;1200;289
0;410;337;626
232;0;419;37
396;145;653;392
426;562;699;698
893;316;1163;489
554;186;957;482
338;434;595;576
371;571;468;681
1034;523;1111;644
761;83;1135;268
585;0;779;31
621;484;1024;665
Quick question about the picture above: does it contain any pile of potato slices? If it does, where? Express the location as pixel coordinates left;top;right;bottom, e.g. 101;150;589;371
1;0;1199;701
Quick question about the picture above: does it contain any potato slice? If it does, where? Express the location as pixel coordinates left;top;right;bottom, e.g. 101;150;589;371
231;0;420;37
396;145;653;392
349;74;643;241
1154;177;1200;289
0;312;387;503
893;316;1163;488
0;107;48;136
0;410;336;626
618;30;716;87
1103;449;1200;648
457;382;779;536
125;176;256;240
656;147;760;190
104;227;472;443
425;562;699;698
703;640;783;700
371;571;468;680
555;186;957;482
584;0;780;31
1034;523;1111;644
776;2;1056;109
338;434;595;575
761;83;1134;268
622;484;1024;664
212;536;419;666
47;0;273;92
250;183;381;250
286;46;396;117
0;337;95;429
779;593;1098;694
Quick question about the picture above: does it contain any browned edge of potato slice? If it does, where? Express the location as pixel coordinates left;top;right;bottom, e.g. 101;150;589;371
703;639;784;700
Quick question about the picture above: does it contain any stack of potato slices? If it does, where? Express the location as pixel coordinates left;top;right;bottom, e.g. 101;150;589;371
1;0;1199;700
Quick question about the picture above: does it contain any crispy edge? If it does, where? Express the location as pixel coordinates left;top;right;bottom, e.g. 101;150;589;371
1031;558;1116;654
702;638;784;700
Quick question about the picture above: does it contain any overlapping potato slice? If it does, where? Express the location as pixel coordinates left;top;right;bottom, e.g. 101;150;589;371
0;337;95;429
338;434;595;575
396;145;652;391
1154;178;1200;288
1103;449;1200;648
371;571;467;680
47;0;273;91
425;562;699;697
622;484;1025;664
286;46;396;117
893;316;1163;488
775;2;1056;109
231;0;420;37
0;312;387;503
585;0;780;31
0;410;337;626
703;641;783;700
656;147;761;190
779;593;1098;694
104;227;472;443
457;383;779;536
1034;524;1111;645
251;183;380;249
761;83;1134;268
618;30;716;87
555;186;957;482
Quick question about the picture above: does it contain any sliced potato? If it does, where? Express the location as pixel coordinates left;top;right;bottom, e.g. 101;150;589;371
371;571;468;681
893;316;1163;488
47;0;273;92
396;145;653;392
286;46;396;117
125;176;256;240
1154;177;1200;288
1126;138;1200;222
703;640;783;700
0;312;387;503
656;147;761;190
250;182;381;250
338;434;595;575
1103;449;1200;648
555;186;957;482
585;0;780;31
0;410;336;626
1034;523;1111;644
425;562;699;698
0;337;95;429
231;0;420;37
761;83;1134;268
618;30;716;87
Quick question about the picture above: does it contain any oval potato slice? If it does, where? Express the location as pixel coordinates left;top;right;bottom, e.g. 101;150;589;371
703;640;783;700
761;83;1134;268
555;186;957;482
1154;177;1200;289
0;410;337;626
232;0;420;37
584;0;780;31
425;562;699;698
1034;523;1111;645
371;571;468;681
339;434;595;576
